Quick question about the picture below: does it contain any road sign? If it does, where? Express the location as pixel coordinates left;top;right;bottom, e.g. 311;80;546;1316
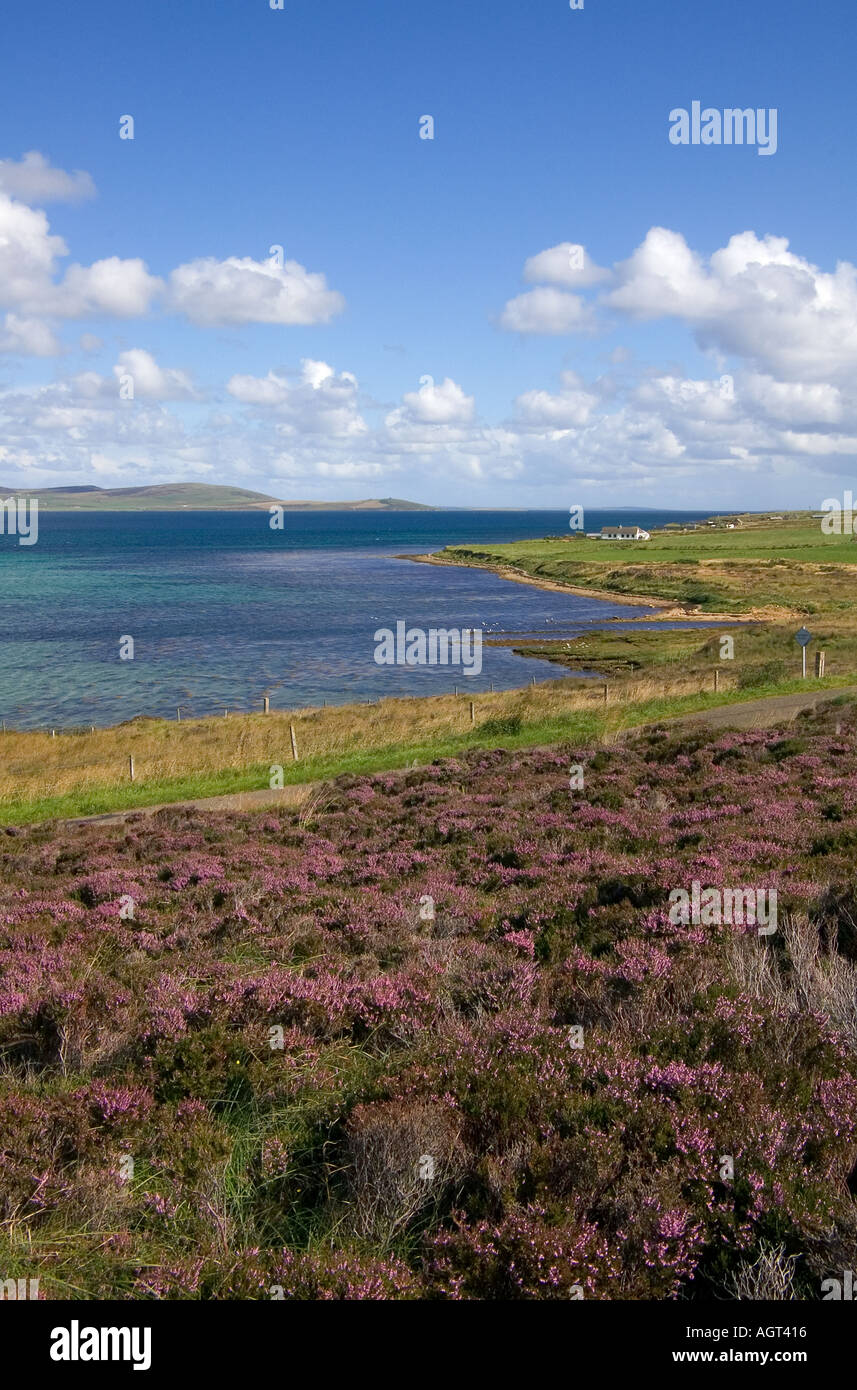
794;627;812;647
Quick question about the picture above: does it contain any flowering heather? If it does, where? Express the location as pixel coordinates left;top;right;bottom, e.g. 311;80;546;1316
2;699;857;1298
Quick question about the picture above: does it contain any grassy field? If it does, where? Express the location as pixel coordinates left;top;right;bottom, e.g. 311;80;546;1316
505;620;857;685
433;511;857;615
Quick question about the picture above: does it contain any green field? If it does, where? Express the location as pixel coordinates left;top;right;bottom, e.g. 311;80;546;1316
434;511;857;615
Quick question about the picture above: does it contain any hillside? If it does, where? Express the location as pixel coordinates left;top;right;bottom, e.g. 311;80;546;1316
0;483;435;512
3;697;857;1299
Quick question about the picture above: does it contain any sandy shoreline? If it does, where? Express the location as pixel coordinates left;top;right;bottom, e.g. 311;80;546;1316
404;551;777;624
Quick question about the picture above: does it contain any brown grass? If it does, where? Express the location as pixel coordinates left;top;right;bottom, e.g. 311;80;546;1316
0;670;744;810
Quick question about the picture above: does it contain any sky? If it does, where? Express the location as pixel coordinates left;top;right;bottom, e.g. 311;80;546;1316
0;0;855;509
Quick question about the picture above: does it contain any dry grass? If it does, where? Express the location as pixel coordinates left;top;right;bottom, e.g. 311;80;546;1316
725;1243;800;1300
0;669;742;810
726;914;857;1053
344;1100;467;1244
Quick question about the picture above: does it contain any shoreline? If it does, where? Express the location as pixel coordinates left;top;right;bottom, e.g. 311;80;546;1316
403;551;787;625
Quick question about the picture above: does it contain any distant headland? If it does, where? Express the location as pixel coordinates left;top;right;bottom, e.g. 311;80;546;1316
0;483;438;512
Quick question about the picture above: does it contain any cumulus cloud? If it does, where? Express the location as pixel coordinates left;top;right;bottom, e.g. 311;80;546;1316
500;287;596;335
0;178;343;352
501;226;857;392
522;242;610;289
0;193;68;305
54;258;163;318
5;348;855;500
606;227;857;382
5;213;857;502
227;359;366;437
0;151;96;204
0;313;61;356
398;377;475;425
113;349;197;401
515;371;598;429
169;255;345;326
0;192;162;323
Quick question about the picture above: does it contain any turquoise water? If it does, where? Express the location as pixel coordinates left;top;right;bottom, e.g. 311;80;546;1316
0;508;713;729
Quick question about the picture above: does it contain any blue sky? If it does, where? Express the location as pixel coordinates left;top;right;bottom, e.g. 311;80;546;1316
0;0;855;507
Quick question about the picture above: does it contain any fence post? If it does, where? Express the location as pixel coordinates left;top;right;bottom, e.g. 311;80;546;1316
815;650;825;678
470;700;475;725
290;724;299;761
714;668;720;692
128;755;135;782
177;708;181;722
263;697;270;714
604;683;609;705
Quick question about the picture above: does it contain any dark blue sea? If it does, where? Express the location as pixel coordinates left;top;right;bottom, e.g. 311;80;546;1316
0;508;715;729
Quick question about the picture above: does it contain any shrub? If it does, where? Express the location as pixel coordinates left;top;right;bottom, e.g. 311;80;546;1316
477;715;522;737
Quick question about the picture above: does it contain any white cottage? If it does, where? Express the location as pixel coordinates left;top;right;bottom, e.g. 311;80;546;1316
598;525;651;540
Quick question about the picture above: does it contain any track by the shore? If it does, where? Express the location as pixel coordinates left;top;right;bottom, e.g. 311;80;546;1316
62;784;312;829
653;685;857;733
55;686;857;830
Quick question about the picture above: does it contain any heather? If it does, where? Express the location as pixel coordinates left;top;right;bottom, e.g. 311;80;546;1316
3;699;857;1298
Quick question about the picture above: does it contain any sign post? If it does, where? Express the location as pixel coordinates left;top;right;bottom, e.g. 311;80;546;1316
795;626;812;679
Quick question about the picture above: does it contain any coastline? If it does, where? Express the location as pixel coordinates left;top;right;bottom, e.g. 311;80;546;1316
403;551;789;625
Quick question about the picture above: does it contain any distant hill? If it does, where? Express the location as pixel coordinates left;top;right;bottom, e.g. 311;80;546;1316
0;483;437;512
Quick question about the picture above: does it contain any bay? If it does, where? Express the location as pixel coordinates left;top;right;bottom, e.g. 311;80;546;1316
0;508;714;729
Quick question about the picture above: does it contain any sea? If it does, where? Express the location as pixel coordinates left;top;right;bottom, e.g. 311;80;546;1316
0;508;716;730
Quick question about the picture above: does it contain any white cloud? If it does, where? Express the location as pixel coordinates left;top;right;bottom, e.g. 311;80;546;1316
0;313;61;356
398;377;475;425
0;193;162;323
315;461;384;478
515;371;598;428
5;213;857;503
0;193;67;306
737;374;846;427
0;151;96;204
500;287;596;335
168;255;345;326
523;242;610;289
113;349;197;401
606;227;857;382
54;258;163;318
227;359;366;437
